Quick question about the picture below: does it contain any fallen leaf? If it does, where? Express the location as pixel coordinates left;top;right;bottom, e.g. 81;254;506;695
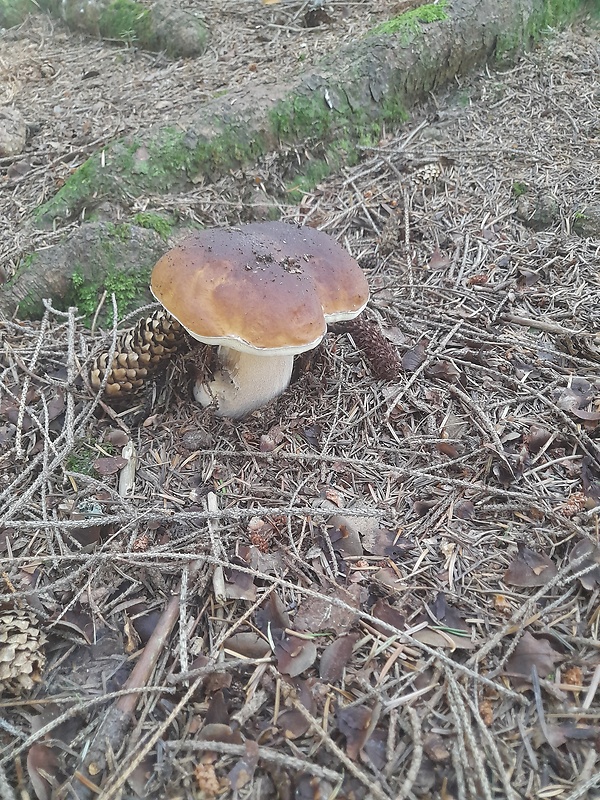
371;566;401;590
402;339;427;372
294;584;359;635
524;425;553;454
228;741;259;790
92;456;127;476
27;744;63;800
205;691;230;726
275;634;318;677
569;539;600;590
256;593;290;634
224;556;257;601
454;500;474;520
320;633;359;682
361;528;412;557
412;594;475;650
224;632;271;659
428;248;451;270
505;631;562;679
337;705;374;760
325;515;363;557
104;428;129;447
423;733;450;762
504;545;558;587
277;678;318;739
371;598;405;637
426;360;461;383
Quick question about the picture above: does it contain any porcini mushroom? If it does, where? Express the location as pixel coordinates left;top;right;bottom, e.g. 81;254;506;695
150;221;369;418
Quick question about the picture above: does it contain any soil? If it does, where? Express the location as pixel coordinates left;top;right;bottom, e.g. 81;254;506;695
0;3;599;800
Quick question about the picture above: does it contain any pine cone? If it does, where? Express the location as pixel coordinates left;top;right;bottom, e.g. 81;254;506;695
408;161;443;190
0;607;47;696
340;317;402;381
378;210;403;256
89;310;187;398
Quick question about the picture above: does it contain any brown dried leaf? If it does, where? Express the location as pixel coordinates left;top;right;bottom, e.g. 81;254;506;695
319;632;359;682
27;744;63;800
104;428;129;447
228;741;259;790
571;407;600;422
198;723;243;746
412;594;475;650
224;556;257;601
46;393;65;421
325;515;363;557
423;733;450;763
277;678;317;739
275;634;318;677
92;456;127;476
294;584;360;635
361;528;412;557
205;691;230;726
426;360;461;383
524;425;553;454
256;593;290;634
278;708;310;739
504;545;558;587
337;705;373;760
371;566;401;590
371;598;405;637
505;631;562;679
224;632;271;659
454;500;474;520
427;248;451;270
402;339;427;372
570;539;600;590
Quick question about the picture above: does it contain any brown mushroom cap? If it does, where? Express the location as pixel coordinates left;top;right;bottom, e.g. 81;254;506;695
150;222;369;355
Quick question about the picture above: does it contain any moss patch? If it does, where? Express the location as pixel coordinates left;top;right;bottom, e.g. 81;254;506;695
68;264;149;326
133;212;172;239
512;181;529;198
98;0;156;48
496;0;583;58
370;1;448;38
36;125;269;224
0;0;44;27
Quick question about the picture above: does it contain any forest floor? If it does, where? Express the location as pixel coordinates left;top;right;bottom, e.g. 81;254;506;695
0;3;599;799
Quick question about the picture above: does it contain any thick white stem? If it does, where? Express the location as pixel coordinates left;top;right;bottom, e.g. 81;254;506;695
194;346;294;419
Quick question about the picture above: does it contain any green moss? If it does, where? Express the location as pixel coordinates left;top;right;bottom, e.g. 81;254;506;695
270;94;337;141
98;0;156;48
512;181;528;198
0;0;43;27
65;447;94;476
68;265;148;326
496;0;583;58
133;212;172;239
287;159;333;203
371;1;448;38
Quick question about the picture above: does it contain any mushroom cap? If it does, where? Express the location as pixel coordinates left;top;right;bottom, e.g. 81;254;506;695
150;222;369;356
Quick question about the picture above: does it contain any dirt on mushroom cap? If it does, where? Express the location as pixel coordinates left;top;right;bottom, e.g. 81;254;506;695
150;222;369;354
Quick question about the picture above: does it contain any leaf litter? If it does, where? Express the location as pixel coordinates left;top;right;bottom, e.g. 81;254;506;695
1;11;600;800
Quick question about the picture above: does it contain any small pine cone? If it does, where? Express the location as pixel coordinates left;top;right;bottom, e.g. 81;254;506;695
90;309;187;398
0;607;47;696
358;251;379;270
558;491;588;518
408;161;443;190
341;317;402;381
378;211;402;256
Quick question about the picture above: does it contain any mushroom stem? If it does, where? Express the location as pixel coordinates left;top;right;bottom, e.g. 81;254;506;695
193;346;294;419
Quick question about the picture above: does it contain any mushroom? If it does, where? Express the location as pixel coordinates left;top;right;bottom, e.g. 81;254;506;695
150;221;369;418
